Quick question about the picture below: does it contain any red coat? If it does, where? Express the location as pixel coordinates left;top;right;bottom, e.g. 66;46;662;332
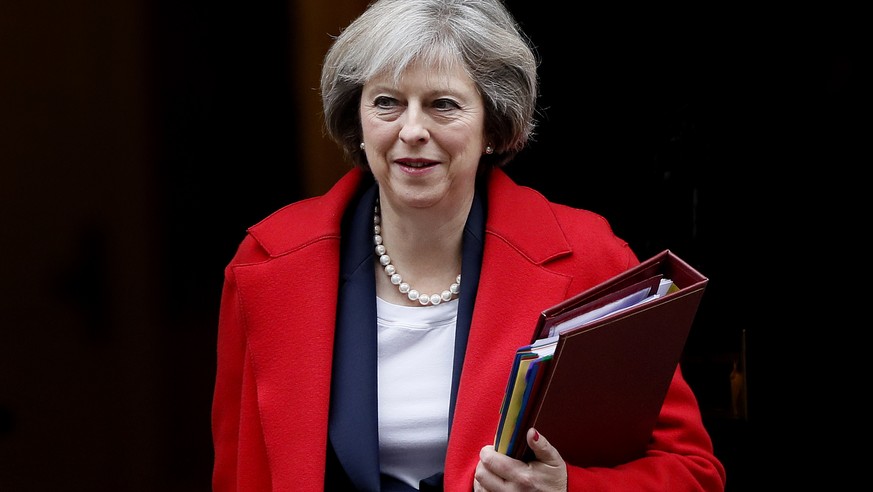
212;167;726;491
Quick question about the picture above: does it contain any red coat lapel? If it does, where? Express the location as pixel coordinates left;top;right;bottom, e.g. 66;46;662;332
234;170;365;489
444;169;576;488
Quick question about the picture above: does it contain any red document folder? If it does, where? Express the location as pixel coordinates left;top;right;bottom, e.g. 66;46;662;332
501;249;708;467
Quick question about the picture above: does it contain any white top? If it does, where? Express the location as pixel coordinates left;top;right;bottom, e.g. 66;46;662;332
376;296;458;489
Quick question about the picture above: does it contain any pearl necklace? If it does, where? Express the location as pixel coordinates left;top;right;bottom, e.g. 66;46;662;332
374;201;461;306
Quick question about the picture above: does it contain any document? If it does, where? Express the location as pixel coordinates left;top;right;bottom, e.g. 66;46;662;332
493;336;557;455
494;249;708;467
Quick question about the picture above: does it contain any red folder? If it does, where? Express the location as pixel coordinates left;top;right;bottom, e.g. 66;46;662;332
503;249;708;467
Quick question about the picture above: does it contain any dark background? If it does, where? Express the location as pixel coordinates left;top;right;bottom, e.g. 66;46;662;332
1;1;861;490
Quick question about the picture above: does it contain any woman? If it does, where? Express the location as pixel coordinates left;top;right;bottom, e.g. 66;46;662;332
211;0;727;490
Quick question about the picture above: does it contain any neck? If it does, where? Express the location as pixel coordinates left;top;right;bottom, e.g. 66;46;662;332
373;198;465;306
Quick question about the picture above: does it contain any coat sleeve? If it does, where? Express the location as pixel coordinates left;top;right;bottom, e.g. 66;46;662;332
541;202;726;490
563;365;727;491
211;242;273;491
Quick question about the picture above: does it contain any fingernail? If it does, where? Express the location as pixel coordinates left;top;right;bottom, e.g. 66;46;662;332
533;430;540;442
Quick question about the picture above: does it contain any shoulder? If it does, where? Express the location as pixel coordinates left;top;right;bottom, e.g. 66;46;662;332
546;200;638;284
488;168;617;229
486;168;638;285
228;168;367;265
487;168;631;253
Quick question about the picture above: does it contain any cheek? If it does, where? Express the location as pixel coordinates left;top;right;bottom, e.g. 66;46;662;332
447;131;485;158
361;118;397;147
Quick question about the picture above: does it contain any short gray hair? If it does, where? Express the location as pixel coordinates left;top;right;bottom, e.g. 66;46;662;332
320;0;539;168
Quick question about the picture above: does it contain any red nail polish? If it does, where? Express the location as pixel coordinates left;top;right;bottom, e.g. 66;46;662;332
533;430;540;442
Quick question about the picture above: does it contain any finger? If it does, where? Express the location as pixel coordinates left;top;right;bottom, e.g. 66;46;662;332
472;478;484;492
524;428;569;490
477;445;512;489
527;427;563;466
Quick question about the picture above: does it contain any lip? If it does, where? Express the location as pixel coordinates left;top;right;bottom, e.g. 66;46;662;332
394;158;439;169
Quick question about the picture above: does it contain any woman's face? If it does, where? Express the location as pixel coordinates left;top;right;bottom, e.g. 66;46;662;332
360;61;486;213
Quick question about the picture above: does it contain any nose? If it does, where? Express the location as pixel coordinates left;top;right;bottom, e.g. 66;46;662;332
398;107;430;145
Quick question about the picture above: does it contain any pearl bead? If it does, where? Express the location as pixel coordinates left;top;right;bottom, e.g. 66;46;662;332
375;200;460;306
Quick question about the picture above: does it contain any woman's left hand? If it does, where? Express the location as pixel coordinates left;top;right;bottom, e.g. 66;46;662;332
473;427;568;491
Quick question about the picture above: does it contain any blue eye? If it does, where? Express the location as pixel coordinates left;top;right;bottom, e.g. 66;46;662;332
373;96;397;109
433;98;460;110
